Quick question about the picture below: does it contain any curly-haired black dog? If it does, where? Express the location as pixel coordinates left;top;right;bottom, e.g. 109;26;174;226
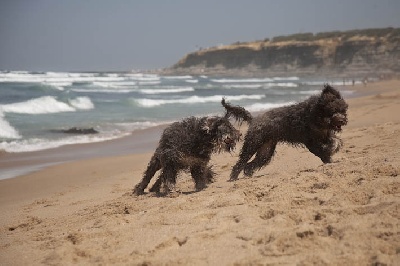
133;99;248;195
229;84;348;181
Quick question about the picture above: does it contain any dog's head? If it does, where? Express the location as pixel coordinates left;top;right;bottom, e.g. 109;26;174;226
202;117;241;153
316;84;348;132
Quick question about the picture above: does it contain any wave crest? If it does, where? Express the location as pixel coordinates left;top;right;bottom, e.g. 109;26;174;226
0;110;21;139
1;96;94;114
135;94;265;107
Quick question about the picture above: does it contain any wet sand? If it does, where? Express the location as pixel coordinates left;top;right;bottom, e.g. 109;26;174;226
0;124;166;180
0;80;399;265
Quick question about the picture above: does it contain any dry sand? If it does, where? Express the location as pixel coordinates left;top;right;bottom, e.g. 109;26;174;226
1;80;399;265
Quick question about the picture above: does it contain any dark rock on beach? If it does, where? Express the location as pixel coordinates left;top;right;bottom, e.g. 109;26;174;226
51;127;99;135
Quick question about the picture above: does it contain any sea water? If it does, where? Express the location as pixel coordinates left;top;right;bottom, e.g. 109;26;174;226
0;71;357;153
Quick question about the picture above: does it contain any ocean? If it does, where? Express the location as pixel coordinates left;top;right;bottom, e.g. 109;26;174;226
0;71;358;154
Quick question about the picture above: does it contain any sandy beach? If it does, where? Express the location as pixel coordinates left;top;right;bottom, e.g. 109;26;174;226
1;80;399;265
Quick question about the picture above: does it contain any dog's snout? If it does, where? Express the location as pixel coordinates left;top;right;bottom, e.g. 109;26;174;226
223;135;232;143
332;113;347;124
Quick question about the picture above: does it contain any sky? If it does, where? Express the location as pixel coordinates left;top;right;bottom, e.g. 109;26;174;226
1;0;400;72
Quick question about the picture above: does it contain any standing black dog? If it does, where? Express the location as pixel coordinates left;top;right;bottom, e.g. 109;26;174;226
229;84;348;181
133;99;249;195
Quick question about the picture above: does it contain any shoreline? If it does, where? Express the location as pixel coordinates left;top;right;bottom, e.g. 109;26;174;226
0;124;166;180
0;79;399;265
0;80;383;181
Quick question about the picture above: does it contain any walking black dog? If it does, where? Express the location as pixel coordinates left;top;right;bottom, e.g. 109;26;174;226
133;99;249;195
230;84;348;181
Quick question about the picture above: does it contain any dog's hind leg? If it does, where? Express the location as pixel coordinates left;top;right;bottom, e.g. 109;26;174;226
229;142;258;181
230;157;249;181
244;140;277;176
133;153;161;195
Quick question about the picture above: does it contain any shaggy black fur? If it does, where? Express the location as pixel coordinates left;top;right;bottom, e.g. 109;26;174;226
222;98;252;124
133;100;246;195
229;84;348;181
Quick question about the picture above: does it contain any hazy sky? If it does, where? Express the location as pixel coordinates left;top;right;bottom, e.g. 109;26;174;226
1;0;400;72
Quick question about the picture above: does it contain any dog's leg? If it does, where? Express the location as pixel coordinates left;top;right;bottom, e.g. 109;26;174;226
133;153;161;195
204;165;215;184
159;166;178;194
190;164;208;191
244;140;277;176
332;136;343;154
230;159;246;181
305;141;332;163
149;176;162;193
229;141;258;181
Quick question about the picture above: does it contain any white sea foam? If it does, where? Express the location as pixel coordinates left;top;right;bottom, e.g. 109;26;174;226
68;97;94;110
211;78;274;83
0;71;128;85
1;96;75;114
185;79;199;83
163;75;193;80
271;82;298;87
245;102;295;112
0;110;21;139
222;84;264;89
114;121;162;131
221;82;298;89
0;133;127;153
1;96;94;114
298;90;322;95
211;77;300;83
43;81;72;90
136;94;265;107
138;81;161;86
272;76;300;81
125;73;160;81
71;88;133;94
92;81;137;88
139;87;194;94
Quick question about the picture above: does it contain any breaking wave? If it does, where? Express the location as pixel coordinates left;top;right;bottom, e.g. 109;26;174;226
245;102;295;112
135;94;265;107
0;110;21;139
139;86;195;94
0;96;94;114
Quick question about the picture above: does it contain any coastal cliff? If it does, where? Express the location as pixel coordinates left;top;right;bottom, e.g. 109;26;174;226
164;28;400;77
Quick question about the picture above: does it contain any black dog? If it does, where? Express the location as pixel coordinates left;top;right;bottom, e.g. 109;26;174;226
133;99;248;195
230;84;348;181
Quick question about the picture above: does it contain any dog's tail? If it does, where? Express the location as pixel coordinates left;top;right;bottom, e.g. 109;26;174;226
221;98;252;124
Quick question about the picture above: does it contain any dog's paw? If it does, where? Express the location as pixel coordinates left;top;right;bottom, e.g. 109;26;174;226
243;166;254;177
132;189;145;196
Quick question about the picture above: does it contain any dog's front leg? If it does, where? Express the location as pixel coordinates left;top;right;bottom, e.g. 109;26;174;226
306;141;332;163
190;165;208;191
159;167;178;194
149;177;162;193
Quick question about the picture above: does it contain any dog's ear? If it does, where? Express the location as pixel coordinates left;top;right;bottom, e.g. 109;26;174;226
322;84;342;99
202;117;220;134
202;117;226;134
